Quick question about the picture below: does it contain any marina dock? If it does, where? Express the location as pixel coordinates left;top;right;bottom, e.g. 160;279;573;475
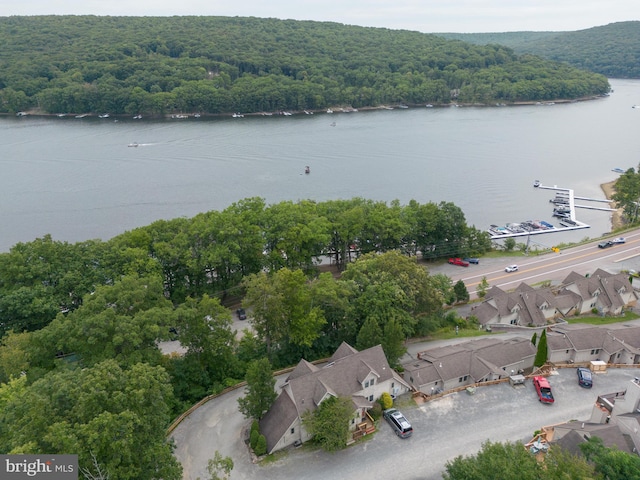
487;182;614;240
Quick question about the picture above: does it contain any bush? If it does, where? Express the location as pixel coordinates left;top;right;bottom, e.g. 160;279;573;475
251;420;259;435
250;429;259;449
369;401;382;420
379;392;393;410
255;434;267;456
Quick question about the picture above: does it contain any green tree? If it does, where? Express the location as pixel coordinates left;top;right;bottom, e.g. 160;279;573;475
237;358;277;420
302;396;353;452
612;167;640;223
504;238;517;251
580;436;640;479
534;329;548;367
243;268;326;358
0;360;182;479
477;277;489;298
444;441;594;480
356;317;383;352
531;332;538;346
453;279;470;303
381;318;406;368
206;451;234;480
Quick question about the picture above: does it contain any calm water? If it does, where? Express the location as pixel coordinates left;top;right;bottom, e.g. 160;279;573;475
1;79;639;252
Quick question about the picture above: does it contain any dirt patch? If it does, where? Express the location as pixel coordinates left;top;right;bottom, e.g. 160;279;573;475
601;180;624;230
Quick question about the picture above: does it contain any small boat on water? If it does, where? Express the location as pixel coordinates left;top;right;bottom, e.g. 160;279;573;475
98;113;110;118
232;112;244;118
305;166;310;174
128;142;139;148
612;167;625;173
133;114;142;119
326;108;334;114
75;114;88;118
533;180;540;187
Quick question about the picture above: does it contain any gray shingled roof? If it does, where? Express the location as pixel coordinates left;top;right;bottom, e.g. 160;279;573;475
259;390;298;453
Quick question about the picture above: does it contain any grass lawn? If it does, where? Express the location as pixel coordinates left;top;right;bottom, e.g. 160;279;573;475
565;310;640;325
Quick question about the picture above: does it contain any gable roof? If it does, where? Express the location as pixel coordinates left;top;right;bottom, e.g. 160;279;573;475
259;390;298;453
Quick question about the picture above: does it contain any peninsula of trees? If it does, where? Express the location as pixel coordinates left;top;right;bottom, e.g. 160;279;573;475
0;15;610;116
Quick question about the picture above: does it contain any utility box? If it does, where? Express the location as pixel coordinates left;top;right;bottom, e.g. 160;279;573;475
509;374;525;387
590;360;607;373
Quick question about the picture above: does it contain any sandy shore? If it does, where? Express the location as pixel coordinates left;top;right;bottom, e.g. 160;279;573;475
601;180;624;230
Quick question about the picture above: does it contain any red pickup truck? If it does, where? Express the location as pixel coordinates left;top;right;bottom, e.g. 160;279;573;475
448;258;469;267
533;376;554;404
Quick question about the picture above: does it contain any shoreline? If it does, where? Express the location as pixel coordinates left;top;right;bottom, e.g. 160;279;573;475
601;180;623;230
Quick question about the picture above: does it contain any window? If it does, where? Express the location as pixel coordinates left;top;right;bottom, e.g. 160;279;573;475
370;378;375;386
290;428;295;434
591;349;600;355
368;395;374;401
364;380;369;388
458;375;468;382
391;382;395;388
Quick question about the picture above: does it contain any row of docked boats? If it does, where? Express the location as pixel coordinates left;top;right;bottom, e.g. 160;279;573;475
489;220;555;236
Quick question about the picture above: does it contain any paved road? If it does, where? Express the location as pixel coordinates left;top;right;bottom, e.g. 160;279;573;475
171;365;640;480
430;228;640;298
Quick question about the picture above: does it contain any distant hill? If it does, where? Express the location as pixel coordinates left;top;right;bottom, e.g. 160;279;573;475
0;16;609;116
436;21;640;78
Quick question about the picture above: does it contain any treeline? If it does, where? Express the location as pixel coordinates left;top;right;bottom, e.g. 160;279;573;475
0;197;484;476
436;21;640;79
0;16;610;115
0;196;490;336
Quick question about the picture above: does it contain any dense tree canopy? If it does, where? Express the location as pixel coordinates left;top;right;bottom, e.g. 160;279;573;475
0;16;610;115
437;21;640;79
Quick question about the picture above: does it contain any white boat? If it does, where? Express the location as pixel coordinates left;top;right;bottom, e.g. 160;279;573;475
75;114;88;118
16;111;27;116
171;114;188;119
304;110;313;115
612;168;625;174
232;112;244;118
128;142;139;147
425;104;433;108
326;108;333;114
133;114;142;119
98;113;110;118
282;111;292;116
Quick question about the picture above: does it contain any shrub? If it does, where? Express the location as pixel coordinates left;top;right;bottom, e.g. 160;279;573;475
379;392;393;410
250;429;259;449
255;434;267;456
369;402;382;420
251;420;259;434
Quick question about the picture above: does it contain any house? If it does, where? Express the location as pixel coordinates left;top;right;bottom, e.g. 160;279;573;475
561;269;637;316
470;269;637;329
546;323;640;365
549;377;640;456
259;343;411;454
403;337;536;394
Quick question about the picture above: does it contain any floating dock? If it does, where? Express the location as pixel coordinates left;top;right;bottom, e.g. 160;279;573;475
487;182;613;240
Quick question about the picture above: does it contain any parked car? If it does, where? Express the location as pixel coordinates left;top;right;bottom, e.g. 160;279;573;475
577;367;593;388
383;408;413;438
448;258;469;267
505;264;518;272
236;308;247;320
533;376;554;404
598;241;613;248
463;257;480;264
612;237;626;244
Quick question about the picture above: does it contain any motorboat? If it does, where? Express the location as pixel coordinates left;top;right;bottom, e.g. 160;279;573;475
98;113;110;118
305;166;310;174
128;142;139;147
533;180;540;187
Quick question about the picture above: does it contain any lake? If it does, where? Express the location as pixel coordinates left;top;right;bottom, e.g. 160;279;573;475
1;79;639;252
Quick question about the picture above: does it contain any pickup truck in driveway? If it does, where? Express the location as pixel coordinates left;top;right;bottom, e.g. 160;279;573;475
533;376;554;404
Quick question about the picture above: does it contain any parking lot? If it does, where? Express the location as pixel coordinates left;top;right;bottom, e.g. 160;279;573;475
172;366;639;480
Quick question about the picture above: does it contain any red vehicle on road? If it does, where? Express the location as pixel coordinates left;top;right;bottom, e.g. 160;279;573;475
533;376;554;404
448;258;469;267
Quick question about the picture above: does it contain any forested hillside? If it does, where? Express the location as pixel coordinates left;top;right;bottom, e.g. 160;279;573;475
0;15;609;115
437;21;640;79
0;196;486;474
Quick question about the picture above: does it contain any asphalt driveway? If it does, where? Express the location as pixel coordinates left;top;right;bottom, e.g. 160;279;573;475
171;366;639;480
